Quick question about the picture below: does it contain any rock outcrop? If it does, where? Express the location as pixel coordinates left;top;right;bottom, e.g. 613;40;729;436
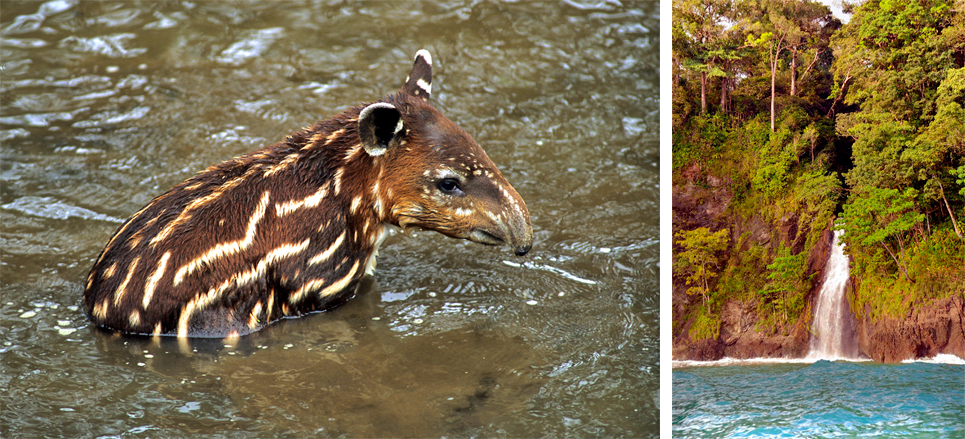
855;296;965;363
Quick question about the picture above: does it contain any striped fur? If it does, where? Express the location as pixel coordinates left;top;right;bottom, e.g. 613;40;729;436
83;50;533;337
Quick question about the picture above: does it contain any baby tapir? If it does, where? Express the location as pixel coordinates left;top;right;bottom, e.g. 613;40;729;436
83;50;533;338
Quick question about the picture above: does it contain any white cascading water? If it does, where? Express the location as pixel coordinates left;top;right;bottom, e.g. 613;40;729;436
807;229;859;360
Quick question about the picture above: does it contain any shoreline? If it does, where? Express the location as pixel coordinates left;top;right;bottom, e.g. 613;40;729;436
672;353;965;369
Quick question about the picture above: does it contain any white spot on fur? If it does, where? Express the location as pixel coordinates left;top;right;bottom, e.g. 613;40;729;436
374;197;384;218
344;143;361;161
364;226;390;276
333;168;344;195
113;256;141;307
103;261;117;280
177;301;196;338
415;49;432;66
416;78;431;95
248;302;263;330
93;300;108;320
263;153;299;178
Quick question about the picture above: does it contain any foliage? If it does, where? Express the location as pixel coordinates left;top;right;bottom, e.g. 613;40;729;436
717;235;769;303
840;187;924;282
762;241;811;325
688;306;722;341
674;227;731;312
672;113;730;171
850;225;965;320
672;0;965;345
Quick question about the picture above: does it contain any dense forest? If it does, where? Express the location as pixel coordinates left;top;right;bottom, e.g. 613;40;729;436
672;0;964;345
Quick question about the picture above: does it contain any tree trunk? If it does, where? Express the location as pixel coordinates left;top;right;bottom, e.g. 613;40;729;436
770;45;778;132
881;242;914;283
800;49;822;90
770;62;777;132
701;71;708;114
719;76;728;114
790;49;798;96
827;71;852;118
701;261;709;312
939;180;963;239
782;291;787;324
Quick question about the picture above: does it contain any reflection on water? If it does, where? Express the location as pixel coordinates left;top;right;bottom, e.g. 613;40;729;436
2;1;659;437
87;280;549;436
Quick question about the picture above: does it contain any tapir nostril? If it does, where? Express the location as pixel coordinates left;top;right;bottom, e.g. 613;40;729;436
515;245;531;257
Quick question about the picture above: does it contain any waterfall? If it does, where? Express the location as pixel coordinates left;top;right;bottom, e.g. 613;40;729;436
807;229;860;360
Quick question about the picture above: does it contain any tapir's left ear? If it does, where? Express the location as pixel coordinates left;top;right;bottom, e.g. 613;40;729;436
358;102;404;157
403;49;432;100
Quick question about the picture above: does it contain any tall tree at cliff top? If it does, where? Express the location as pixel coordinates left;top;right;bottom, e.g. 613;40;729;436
833;0;965;277
743;0;837;132
673;0;736;116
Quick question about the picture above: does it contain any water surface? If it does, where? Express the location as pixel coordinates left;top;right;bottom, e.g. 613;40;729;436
674;360;965;438
1;1;659;437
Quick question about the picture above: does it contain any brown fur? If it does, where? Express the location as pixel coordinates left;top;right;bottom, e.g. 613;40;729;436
83;51;533;337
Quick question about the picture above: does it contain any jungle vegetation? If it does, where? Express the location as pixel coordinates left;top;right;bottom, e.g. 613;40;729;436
672;0;965;340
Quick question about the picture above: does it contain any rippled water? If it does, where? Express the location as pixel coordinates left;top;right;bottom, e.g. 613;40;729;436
1;1;659;437
673;360;965;438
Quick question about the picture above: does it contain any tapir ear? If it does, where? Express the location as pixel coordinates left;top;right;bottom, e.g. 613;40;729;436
358;102;404;156
403;49;432;100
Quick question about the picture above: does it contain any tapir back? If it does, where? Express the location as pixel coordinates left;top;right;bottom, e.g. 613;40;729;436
84;110;374;337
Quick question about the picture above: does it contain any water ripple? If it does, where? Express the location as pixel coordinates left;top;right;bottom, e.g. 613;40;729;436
59;34;147;58
215;28;285;65
674;361;965;437
1;0;77;35
2;196;123;223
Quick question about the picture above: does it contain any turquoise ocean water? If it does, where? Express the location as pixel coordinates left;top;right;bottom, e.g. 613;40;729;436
673;358;965;438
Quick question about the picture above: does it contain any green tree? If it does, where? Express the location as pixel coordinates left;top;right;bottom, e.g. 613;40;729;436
764;242;808;324
673;0;736;115
831;0;959;126
904;68;965;238
840;187;925;283
675;227;731;312
743;0;836;131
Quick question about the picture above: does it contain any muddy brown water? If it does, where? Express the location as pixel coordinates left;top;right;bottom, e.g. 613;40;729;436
1;1;659;437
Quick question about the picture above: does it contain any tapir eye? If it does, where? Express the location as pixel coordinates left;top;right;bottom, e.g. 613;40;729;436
437;178;462;194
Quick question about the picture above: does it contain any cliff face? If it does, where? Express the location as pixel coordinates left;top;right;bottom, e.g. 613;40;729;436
855;296;965;363
673;298;812;361
672;165;823;361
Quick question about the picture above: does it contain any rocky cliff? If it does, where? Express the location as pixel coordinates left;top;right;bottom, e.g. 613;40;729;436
673;166;965;363
672;165;823;361
855;296;965;363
